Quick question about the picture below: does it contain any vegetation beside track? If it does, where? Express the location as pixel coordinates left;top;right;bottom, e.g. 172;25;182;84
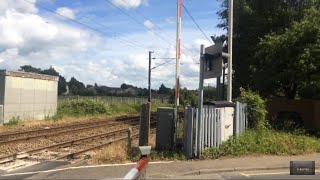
1;99;172;131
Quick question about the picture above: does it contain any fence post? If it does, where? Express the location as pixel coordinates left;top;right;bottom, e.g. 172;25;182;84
134;97;136;104
139;103;150;146
77;95;80;101
183;106;194;158
127;128;132;151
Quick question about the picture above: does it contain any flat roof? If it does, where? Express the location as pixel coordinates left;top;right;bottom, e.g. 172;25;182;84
0;70;59;81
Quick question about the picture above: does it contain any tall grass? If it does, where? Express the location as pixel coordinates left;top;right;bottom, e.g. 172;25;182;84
57;99;111;117
203;129;320;159
55;99;173;120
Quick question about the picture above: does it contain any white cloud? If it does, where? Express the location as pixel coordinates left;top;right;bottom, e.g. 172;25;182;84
55;7;75;19
143;20;154;29
0;0;219;90
0;0;38;15
111;0;148;9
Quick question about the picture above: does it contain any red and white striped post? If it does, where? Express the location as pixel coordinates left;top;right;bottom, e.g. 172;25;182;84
123;146;151;180
174;0;182;146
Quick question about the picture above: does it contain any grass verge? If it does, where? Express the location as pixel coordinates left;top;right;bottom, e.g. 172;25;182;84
92;142;128;164
203;129;320;159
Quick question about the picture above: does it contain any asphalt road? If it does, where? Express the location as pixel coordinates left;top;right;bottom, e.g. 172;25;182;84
167;171;320;179
1;161;319;180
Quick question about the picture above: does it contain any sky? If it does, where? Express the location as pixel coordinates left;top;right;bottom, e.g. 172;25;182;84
0;0;225;90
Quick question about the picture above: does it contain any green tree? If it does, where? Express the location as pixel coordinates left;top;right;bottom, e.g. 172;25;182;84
68;77;86;95
254;8;320;99
19;65;41;73
203;86;217;101
158;84;171;94
217;0;319;98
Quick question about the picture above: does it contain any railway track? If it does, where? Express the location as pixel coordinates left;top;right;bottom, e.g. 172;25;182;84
0;122;156;164
0;111;182;164
0;115;139;140
0;114;156;144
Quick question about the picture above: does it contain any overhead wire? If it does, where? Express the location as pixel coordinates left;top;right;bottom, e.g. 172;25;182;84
23;0;150;51
104;0;176;48
182;3;213;44
119;0;176;41
112;0;201;64
76;14;148;50
151;58;175;70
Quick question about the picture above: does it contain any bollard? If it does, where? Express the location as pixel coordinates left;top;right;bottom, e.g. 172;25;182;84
123;146;151;180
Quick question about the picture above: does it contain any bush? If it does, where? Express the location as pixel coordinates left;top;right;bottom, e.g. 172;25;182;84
58;99;110;116
4;116;21;126
203;129;320;159
237;88;268;130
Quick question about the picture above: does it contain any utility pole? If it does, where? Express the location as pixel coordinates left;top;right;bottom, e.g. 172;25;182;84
148;51;153;103
227;0;233;102
175;0;182;145
197;44;205;157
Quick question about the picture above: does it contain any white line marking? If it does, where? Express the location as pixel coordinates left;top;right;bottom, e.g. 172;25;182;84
2;161;175;177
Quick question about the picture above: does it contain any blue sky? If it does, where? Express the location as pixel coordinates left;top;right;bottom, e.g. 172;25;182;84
0;0;225;89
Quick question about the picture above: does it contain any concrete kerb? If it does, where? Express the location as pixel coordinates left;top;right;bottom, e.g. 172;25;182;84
180;165;320;176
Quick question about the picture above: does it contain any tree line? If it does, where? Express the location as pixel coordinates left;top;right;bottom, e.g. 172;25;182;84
216;0;320;100
18;65;219;106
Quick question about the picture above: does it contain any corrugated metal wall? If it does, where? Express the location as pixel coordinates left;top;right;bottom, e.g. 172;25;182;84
0;76;4;124
3;76;58;123
0;76;4;105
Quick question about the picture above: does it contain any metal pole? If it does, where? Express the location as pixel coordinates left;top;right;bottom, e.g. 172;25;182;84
175;0;182;146
227;0;233;102
217;77;221;101
148;51;153;103
197;44;205;157
222;63;226;100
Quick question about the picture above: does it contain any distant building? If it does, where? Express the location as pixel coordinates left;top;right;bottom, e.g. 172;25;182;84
0;70;58;123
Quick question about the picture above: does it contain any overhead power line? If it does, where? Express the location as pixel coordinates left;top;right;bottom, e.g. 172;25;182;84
23;0;149;51
119;0;176;41
182;3;213;44
152;58;175;70
104;0;176;48
77;14;148;50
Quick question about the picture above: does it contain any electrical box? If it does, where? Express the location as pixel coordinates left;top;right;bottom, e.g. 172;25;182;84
204;43;223;79
203;101;235;144
156;107;175;150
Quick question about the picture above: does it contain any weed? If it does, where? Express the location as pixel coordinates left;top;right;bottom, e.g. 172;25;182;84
93;142;128;164
4;116;21;126
203;129;320;159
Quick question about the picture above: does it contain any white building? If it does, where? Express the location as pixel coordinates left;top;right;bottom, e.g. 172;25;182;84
0;70;58;123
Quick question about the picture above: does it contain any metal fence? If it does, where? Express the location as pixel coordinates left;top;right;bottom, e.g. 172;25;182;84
0;105;3;124
234;101;248;136
58;96;169;105
183;102;247;158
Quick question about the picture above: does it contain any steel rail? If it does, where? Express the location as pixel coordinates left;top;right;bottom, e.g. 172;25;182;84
0;125;140;164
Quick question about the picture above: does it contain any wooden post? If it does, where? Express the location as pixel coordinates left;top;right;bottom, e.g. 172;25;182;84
127;128;132;151
139;103;150;146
